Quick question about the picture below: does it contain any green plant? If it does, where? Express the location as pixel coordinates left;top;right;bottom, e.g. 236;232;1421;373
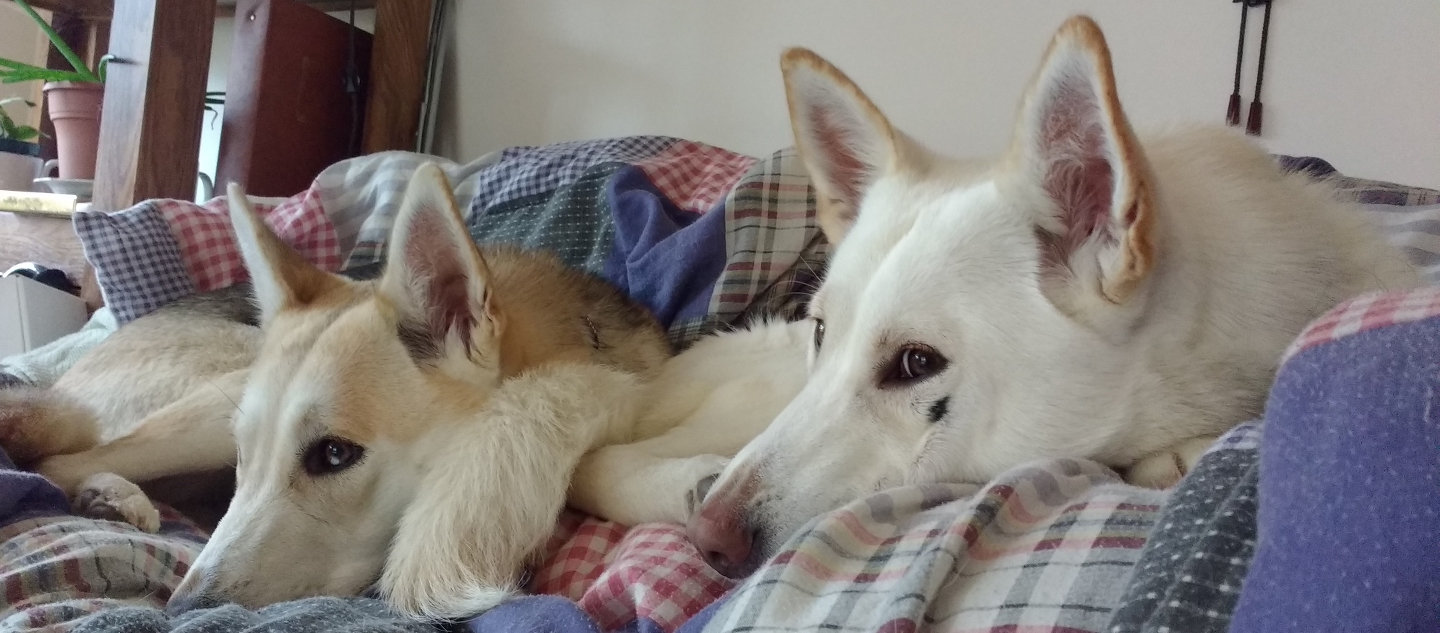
0;97;41;142
0;0;222;124
0;0;108;86
204;91;225;112
204;91;225;126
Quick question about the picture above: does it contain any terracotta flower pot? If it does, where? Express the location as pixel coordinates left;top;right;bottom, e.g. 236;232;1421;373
42;81;104;180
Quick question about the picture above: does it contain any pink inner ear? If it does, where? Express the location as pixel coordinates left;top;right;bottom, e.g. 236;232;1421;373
810;103;868;207
1036;71;1116;267
404;209;478;357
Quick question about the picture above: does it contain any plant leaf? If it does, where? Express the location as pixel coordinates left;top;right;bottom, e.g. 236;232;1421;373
13;0;101;83
0;56;90;84
96;54;115;83
1;68;91;84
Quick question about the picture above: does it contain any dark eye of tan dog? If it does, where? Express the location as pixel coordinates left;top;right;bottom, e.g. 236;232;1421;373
303;437;365;475
881;345;948;387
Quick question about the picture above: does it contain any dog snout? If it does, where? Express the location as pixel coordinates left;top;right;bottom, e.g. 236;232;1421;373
687;476;762;579
166;571;224;615
165;588;224;615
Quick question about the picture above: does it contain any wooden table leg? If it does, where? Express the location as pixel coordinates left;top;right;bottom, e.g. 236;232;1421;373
91;0;216;211
362;0;434;154
79;264;103;314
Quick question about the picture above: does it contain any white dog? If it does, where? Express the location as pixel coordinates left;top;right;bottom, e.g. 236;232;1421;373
682;15;1418;578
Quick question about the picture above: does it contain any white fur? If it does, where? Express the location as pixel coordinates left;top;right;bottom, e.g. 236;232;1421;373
569;320;811;525
687;22;1420;577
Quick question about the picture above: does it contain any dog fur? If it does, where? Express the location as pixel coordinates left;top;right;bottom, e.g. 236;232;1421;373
0;165;680;618
0;13;1420;615
685;16;1421;578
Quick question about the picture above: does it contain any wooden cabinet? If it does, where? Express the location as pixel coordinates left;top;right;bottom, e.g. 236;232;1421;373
23;0;436;209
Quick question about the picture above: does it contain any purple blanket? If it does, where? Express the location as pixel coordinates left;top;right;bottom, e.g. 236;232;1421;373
0;450;68;527
1230;289;1440;632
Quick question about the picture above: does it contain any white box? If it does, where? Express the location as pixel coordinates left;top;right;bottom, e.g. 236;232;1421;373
0;275;88;358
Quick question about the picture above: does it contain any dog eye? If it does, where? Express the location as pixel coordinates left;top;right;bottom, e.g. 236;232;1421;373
881;345;948;387
813;319;826;349
303;437;365;475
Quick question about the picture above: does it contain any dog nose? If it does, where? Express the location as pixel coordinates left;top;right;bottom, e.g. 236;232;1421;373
165;589;224;615
688;496;758;579
690;515;755;579
167;571;224;615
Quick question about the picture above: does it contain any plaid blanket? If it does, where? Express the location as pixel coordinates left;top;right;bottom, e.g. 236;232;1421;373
689;462;1164;633
321;139;826;349
7;141;1440;632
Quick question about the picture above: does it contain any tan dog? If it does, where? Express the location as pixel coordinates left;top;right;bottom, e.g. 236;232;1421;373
0;165;672;617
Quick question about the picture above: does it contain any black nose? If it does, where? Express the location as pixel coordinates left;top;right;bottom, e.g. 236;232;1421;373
165;590;224;616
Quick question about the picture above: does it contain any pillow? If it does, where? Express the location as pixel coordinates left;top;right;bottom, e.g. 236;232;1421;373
152;187;340;295
73;189;341;324
72;141;764;336
73;206;196;324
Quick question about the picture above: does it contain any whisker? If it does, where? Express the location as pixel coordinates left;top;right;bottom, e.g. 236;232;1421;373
208;378;243;415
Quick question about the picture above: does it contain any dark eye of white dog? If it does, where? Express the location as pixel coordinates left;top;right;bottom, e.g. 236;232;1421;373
813;319;826;349
881;345;948;387
303;437;365;475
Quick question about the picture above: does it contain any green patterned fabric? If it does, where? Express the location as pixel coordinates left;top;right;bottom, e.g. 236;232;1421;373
469;163;624;275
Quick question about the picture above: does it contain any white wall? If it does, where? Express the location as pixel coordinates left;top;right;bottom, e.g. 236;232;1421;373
435;1;1440;189
0;3;53;131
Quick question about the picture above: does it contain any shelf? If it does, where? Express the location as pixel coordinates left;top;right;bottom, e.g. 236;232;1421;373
23;0;378;20
218;0;375;17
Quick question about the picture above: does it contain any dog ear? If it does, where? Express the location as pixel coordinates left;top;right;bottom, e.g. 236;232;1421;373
1011;16;1156;308
782;48;903;244
228;184;344;325
379;163;501;366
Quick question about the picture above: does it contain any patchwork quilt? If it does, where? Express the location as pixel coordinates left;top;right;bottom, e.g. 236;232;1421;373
74;138;827;348
2;139;1438;632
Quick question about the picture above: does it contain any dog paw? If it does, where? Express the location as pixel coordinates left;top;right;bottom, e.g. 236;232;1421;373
687;473;719;517
1124;436;1218;489
683;455;730;518
74;472;161;533
1125;452;1186;489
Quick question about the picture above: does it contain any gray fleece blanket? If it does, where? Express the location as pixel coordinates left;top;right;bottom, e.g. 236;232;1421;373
1104;422;1261;633
72;599;436;633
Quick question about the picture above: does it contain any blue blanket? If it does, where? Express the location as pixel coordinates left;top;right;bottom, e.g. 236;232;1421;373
1229;291;1440;633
